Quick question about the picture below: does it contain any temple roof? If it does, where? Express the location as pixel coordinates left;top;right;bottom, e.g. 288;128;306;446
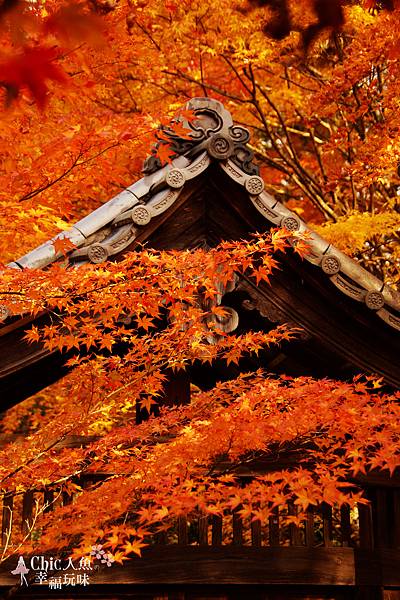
1;97;399;406
7;97;400;332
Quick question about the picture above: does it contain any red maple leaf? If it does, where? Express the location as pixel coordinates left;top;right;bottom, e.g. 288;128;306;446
52;236;77;257
156;142;176;165
0;46;68;108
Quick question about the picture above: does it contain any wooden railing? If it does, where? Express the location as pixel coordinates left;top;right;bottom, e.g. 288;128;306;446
0;438;399;599
1;483;396;551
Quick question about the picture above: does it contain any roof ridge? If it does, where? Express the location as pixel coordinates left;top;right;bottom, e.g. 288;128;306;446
4;97;400;331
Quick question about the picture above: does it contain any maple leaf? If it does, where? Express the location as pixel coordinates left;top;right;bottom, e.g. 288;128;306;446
285;514;306;527
136;314;155;331
112;551;129;565
52;236;77;257
253;266;272;285
24;325;41;344
169;120;193;140
292;238;312;259
104;528;121;551
153;506;169;520
139;396;158;413
123;539;147;557
177;108;197;122
0;46;67;108
294;490;318;511
156;142;176;165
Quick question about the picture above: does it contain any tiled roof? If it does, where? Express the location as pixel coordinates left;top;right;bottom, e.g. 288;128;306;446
7;97;400;332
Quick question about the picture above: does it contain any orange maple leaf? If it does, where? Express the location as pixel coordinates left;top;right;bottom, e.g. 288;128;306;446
52;236;77;257
169;120;193;140
24;325;41;344
156;142;176;165
139;396;158;413
123;539;147;557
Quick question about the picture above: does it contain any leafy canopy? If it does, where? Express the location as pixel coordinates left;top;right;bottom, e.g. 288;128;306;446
0;0;399;563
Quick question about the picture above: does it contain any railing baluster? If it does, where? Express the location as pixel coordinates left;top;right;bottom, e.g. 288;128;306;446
155;530;168;545
1;493;13;547
269;508;280;546
211;515;222;546
21;490;34;536
198;513;208;546
232;508;243;546
321;503;332;547
358;502;374;549
305;507;315;547
340;504;352;547
177;515;188;545
251;518;262;547
288;501;301;546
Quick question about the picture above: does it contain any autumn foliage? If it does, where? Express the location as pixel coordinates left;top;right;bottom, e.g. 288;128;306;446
0;0;399;567
0;1;400;268
1;232;399;562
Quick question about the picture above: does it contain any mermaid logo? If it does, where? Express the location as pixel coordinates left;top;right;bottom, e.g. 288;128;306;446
10;556;30;586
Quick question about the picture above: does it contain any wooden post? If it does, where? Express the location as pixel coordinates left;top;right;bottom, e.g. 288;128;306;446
136;369;191;424
162;369;191;408
21;490;34;535
392;490;400;549
62;490;73;506
269;508;280;546
198;513;208;546
355;587;384;600
375;489;388;548
211;515;223;546
43;489;54;513
232;508;243;546
358;502;374;549
321;503;333;547
305;506;315;547
251;518;262;547
340;504;352;547
177;515;188;546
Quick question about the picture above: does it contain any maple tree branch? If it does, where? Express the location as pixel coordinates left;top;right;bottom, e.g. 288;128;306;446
18;153;85;203
0;491;63;564
253;82;323;190
241;69;338;221
0;431;79;485
18;142;120;203
130;18;161;51
162;69;246;105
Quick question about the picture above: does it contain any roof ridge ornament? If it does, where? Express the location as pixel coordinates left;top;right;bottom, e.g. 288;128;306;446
142;97;259;177
4;97;400;335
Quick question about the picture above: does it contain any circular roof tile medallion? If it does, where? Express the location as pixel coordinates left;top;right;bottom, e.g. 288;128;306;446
207;135;234;159
281;215;300;232
166;168;186;189
245;176;265;196
131;205;152;226
0;305;10;321
88;244;109;264
365;290;385;310
321;255;341;275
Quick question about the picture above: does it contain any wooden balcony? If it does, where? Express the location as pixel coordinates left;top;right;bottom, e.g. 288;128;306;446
0;457;399;599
